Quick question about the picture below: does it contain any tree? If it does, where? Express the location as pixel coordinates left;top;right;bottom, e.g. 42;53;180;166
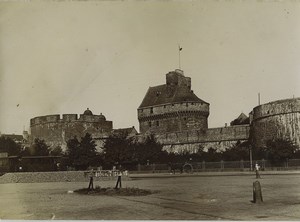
264;138;298;163
0;136;22;156
203;148;222;162
66;136;80;169
103;133;134;166
66;133;98;170
135;134;166;164
222;141;250;161
24;138;50;156
79;133;97;168
50;146;64;156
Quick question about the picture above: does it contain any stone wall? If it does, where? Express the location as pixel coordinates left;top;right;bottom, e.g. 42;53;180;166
136;124;250;153
163;140;248;153
30;114;113;151
138;102;209;133
251;98;300;148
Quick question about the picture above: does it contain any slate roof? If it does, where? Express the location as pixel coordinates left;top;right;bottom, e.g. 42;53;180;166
113;127;138;137
230;113;250;126
138;84;208;108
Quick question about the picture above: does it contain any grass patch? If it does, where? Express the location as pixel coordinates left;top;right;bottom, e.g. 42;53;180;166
74;186;154;196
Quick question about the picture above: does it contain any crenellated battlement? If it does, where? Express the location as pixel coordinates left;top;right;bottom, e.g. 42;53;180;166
30;110;109;126
30;109;113;151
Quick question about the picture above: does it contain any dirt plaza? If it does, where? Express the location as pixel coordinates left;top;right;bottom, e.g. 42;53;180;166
1;173;300;220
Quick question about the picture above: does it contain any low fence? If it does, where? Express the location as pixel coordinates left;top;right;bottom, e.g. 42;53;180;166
132;159;300;173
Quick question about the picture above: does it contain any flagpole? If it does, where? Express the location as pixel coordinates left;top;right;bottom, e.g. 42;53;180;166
178;45;182;70
178;45;181;69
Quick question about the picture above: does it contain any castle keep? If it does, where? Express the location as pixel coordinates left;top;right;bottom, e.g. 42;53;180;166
138;69;209;134
138;69;250;153
30;108;113;151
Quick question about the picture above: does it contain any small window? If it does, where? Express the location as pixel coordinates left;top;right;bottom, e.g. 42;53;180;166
164;105;166;108
156;121;159;126
184;117;187;121
186;103;188;107
141;109;143;112
191;103;194;105
150;107;153;114
148;122;152;127
172;104;174;106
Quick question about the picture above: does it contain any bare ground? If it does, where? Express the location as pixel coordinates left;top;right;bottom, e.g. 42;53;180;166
0;173;300;220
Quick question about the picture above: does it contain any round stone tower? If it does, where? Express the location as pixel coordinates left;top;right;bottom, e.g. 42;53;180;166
251;98;300;148
137;69;209;134
30;109;113;150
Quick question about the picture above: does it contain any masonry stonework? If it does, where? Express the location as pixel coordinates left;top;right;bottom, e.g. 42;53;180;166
251;98;300;148
138;69;250;153
138;69;209;135
30;109;113;151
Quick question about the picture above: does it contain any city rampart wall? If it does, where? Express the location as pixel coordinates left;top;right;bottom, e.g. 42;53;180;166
134;124;250;153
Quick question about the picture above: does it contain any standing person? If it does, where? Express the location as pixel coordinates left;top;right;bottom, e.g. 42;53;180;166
255;163;261;179
88;169;94;190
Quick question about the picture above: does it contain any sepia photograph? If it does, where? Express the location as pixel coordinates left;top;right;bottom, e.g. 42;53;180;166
1;0;300;220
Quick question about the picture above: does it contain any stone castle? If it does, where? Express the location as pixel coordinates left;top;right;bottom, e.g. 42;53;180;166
29;69;300;153
30;108;113;150
137;69;300;153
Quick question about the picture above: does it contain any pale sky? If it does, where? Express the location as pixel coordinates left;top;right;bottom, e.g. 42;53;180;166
1;0;300;135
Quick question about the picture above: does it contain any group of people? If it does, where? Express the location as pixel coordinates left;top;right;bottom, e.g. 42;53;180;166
87;168;128;190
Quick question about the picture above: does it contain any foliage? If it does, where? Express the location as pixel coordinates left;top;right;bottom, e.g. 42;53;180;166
0;136;22;156
264;138;298;163
23;138;50;156
103;134;166;167
134;134;167;164
102;133;134;166
66;133;98;170
50;146;64;156
222;141;250;161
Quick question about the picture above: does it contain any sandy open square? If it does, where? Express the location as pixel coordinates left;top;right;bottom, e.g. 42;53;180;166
1;174;300;220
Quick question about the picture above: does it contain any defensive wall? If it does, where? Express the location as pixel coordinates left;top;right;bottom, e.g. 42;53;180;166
251;98;300;148
138;102;209;134
30;111;113;151
137;124;250;153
